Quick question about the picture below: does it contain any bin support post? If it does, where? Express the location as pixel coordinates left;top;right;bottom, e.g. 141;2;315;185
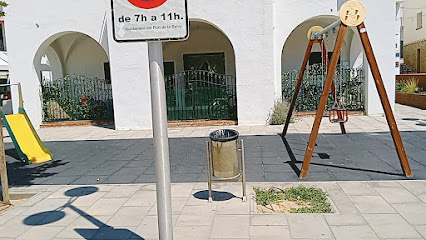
206;130;246;202
206;141;213;202
240;139;246;202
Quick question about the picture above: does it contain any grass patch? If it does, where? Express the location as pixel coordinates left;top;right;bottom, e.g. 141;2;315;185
254;185;331;213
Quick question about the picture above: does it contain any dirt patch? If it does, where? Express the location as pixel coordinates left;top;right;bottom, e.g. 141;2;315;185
254;185;332;214
257;199;313;213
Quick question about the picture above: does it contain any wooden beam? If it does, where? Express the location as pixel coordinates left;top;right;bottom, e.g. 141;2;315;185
282;40;314;136
0;106;10;205
300;24;348;179
357;23;413;177
321;41;346;134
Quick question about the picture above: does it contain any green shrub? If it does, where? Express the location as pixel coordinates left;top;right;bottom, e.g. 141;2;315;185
396;82;404;92
254;187;284;206
285;185;331;213
401;78;419;93
269;100;294;125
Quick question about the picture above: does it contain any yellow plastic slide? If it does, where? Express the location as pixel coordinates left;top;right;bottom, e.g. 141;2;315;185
4;112;52;164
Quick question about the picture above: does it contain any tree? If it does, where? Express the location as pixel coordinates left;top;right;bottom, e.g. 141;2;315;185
0;1;7;17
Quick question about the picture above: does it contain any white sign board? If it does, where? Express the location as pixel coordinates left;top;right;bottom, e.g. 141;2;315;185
112;0;188;42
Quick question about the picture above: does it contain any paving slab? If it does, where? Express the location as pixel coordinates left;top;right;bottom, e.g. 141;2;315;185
287;214;333;239
349;196;396;214
250;214;288;226
249;225;291;240
330;225;379;240
391;203;426;225
363;213;423;239
210;215;250;239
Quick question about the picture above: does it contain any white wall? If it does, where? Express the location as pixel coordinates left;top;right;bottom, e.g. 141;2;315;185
403;0;426;44
5;0;398;129
64;36;109;79
187;1;276;126
163;21;236;76
274;0;339;101
105;18;153;130
275;0;397;115
362;0;397;114
5;0;109;127
395;2;403;75
281;16;353;73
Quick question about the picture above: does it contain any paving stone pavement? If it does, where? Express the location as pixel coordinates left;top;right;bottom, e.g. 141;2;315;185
0;104;425;239
3;104;426;185
1;181;426;239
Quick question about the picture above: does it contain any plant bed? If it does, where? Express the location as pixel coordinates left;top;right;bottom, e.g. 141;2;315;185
396;92;426;110
253;185;332;213
395;77;426;110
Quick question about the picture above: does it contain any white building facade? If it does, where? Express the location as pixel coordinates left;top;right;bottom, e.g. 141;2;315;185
5;0;398;130
402;0;426;73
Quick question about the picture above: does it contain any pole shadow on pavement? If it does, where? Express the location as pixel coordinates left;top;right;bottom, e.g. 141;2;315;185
23;186;144;240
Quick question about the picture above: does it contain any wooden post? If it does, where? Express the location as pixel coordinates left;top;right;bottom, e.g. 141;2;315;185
357;23;412;177
300;24;347;179
282;40;314;136
0;105;10;204
321;41;347;134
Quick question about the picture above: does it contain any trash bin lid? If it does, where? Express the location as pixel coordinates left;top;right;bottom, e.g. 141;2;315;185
209;129;239;142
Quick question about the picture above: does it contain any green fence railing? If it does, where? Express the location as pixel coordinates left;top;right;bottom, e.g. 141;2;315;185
282;64;365;112
165;70;237;121
41;75;114;122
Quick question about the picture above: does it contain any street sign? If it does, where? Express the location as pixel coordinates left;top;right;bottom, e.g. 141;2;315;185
112;0;189;42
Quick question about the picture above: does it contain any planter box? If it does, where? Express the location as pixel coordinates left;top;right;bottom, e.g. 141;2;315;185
396;92;426;110
397;74;426;90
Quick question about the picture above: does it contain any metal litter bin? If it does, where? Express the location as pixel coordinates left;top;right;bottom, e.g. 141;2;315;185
209;129;239;178
206;129;246;202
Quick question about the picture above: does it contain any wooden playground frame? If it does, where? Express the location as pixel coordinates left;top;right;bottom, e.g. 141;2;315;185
282;4;413;179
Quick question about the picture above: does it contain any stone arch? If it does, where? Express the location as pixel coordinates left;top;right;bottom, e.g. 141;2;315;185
281;15;357;74
162;19;238;121
34;31;114;123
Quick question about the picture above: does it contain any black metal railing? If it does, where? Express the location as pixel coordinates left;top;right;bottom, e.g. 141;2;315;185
165;70;237;121
41;75;114;122
282;64;365;112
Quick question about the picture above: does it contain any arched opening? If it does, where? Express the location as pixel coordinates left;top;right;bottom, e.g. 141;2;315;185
34;32;114;123
162;20;237;121
281;16;365;112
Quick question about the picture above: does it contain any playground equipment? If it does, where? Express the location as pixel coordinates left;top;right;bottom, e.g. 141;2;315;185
2;83;53;164
282;0;412;179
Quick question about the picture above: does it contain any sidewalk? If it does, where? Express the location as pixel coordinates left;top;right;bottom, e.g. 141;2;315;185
1;181;426;239
4;104;426;185
13;104;425;142
0;104;425;239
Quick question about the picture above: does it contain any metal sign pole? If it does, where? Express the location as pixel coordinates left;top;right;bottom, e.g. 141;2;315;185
148;41;174;240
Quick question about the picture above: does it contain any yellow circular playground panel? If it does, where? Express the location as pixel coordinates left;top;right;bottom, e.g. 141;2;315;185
340;0;366;27
307;26;324;40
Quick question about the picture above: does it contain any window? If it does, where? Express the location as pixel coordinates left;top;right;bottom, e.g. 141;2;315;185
0;22;6;51
309;52;337;66
104;62;111;83
417;12;423;30
417;49;421;72
183;53;225;74
163;62;175;77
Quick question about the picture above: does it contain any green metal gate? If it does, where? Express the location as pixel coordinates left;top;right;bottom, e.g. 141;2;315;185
165;70;237;121
41;75;114;122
